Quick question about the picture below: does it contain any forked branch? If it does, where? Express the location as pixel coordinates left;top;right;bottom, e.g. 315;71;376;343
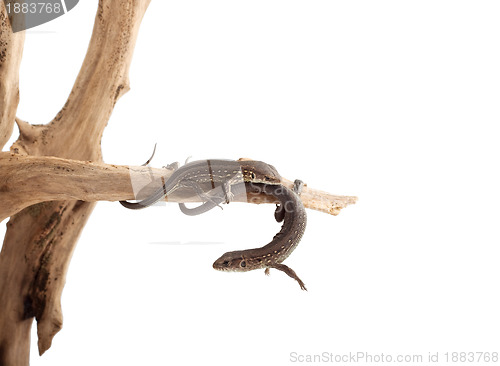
0;0;152;364
0;1;356;365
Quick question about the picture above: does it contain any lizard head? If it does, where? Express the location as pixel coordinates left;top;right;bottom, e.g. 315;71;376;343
238;160;281;185
213;251;254;272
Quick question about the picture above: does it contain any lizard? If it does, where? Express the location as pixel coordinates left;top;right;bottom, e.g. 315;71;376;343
121;148;307;290
212;180;308;290
120;159;282;210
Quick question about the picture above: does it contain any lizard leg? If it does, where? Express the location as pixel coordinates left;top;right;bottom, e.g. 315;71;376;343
274;204;285;223
222;180;235;204
267;263;307;291
293;179;304;195
188;180;225;206
163;161;180;171
178;181;225;216
274;180;305;222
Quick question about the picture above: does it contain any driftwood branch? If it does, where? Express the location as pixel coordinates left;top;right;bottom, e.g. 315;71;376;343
0;0;356;365
0;0;151;364
0;152;357;222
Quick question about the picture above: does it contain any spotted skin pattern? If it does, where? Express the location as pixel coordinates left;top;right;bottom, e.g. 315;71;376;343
213;181;307;291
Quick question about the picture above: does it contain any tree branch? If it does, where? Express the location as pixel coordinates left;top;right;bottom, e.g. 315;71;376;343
0;1;356;365
0;0;151;363
0;152;357;222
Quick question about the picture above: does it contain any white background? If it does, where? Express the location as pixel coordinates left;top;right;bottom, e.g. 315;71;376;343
1;1;500;365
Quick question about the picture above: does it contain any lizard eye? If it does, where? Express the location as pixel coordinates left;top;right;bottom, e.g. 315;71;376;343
250;172;256;180
240;260;246;268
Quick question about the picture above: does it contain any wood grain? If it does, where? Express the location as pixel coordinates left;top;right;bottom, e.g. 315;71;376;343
0;0;151;363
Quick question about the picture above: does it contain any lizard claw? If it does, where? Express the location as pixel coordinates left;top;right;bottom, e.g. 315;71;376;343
163;161;179;171
225;191;235;204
